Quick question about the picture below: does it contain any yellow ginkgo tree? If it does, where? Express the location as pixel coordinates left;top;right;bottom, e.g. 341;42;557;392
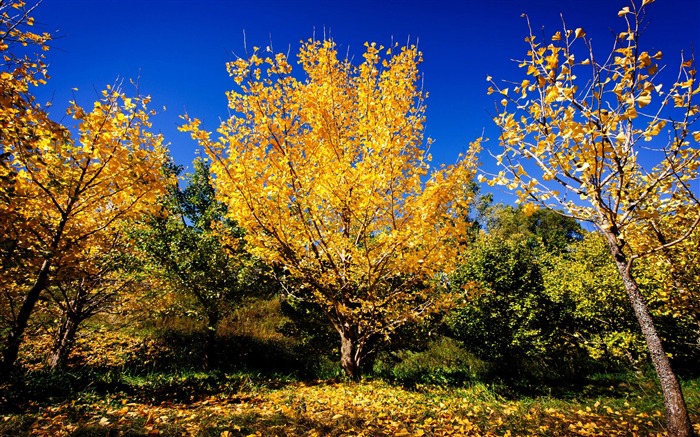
485;1;698;435
0;0;171;375
182;39;479;379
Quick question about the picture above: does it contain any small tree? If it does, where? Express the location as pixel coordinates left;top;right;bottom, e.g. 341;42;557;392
0;0;170;374
45;231;138;370
485;1;698;434
447;205;584;382
542;231;647;369
182;39;479;379
0;84;169;375
133;158;266;368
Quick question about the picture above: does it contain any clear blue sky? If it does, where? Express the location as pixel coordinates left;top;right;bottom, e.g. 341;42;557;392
32;0;698;185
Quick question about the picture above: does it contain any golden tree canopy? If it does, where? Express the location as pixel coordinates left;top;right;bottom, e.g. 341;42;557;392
182;39;480;374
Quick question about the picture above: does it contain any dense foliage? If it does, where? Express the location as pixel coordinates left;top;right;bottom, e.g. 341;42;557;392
1;1;698;435
181;38;481;379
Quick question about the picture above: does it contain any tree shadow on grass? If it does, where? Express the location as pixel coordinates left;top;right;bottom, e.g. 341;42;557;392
0;331;319;415
69;410;371;437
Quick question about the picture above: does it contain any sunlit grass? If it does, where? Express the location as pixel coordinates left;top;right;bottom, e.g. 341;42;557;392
2;374;698;436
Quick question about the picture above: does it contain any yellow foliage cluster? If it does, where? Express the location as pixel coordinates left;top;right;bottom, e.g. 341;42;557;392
1;0;172;370
485;2;699;233
1;1;171;269
181;39;481;364
2;83;171;281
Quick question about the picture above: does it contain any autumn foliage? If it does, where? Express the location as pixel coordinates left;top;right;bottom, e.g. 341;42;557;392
182;39;480;378
0;0;170;374
0;0;699;436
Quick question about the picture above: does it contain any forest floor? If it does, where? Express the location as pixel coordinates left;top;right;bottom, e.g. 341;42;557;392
2;306;699;436
1;371;699;436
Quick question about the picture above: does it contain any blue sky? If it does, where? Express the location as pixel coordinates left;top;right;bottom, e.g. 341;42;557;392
32;0;698;189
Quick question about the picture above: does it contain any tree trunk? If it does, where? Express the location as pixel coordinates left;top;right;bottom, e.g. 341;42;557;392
0;259;51;379
48;312;81;371
202;310;219;370
48;285;91;371
603;233;694;437
339;327;363;381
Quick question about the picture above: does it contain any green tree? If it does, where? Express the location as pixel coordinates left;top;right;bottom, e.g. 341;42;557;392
133;158;268;368
543;231;700;375
447;205;582;382
543;232;644;368
483;204;583;253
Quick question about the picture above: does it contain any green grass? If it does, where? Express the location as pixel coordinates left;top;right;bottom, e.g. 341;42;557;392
2;370;698;436
2;297;698;436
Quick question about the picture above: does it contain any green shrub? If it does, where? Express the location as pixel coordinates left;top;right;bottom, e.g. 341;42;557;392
373;336;484;386
446;236;583;382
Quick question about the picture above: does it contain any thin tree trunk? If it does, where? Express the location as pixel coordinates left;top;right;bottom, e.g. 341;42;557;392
1;208;71;379
48;312;81;371
603;233;694;437
47;285;89;371
0;259;51;379
203;310;219;370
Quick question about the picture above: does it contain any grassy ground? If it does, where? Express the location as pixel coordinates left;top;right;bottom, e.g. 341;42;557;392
1;298;698;436
2;369;699;436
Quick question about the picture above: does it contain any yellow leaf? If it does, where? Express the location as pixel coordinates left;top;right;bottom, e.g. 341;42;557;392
641;0;655;6
618;6;630;16
522;203;539;216
615;131;627;143
575;28;586;39
636;93;652;108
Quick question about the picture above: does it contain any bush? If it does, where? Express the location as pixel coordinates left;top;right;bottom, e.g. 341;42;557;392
373;336;484;386
446;236;582;382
